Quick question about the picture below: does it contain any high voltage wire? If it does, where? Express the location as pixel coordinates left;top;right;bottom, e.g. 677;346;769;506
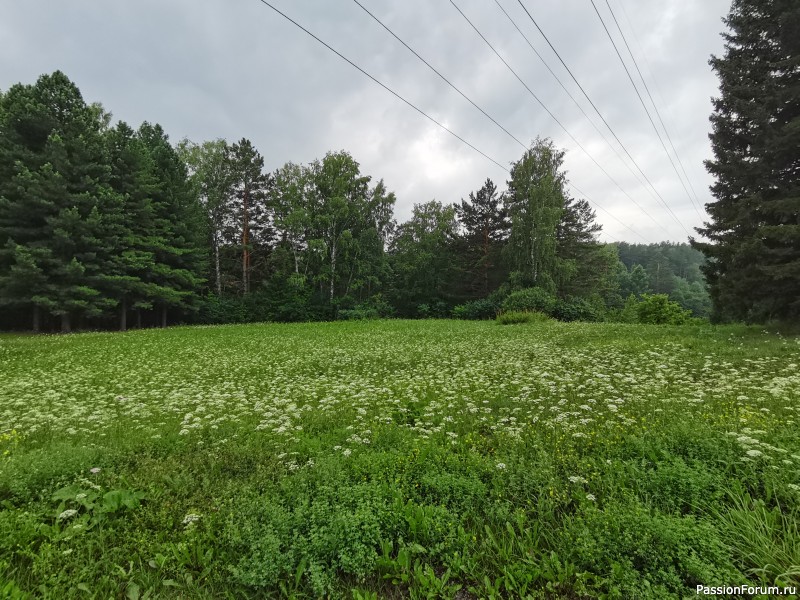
567;184;649;242
449;0;675;237
254;0;509;172
255;0;650;242
350;0;527;150
492;0;644;187
511;0;690;235
589;0;702;222
492;0;669;221
616;0;707;207
604;0;705;217
350;0;648;241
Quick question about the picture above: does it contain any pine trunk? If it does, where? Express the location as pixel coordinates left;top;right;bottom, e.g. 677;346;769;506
120;299;127;332
161;306;167;328
483;227;490;295
214;232;222;296
61;313;71;333
136;310;142;329
242;185;250;295
32;305;40;333
330;240;337;303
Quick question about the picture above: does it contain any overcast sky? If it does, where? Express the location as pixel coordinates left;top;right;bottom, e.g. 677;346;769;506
1;0;730;243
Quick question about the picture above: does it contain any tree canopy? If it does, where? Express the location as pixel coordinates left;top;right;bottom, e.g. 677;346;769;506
0;71;717;331
693;0;800;323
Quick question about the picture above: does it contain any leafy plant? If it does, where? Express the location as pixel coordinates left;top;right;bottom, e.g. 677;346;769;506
451;298;499;320
636;294;691;325
496;310;551;325
501;287;557;315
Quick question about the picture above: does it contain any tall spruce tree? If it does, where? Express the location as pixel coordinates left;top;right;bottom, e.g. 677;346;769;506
136;123;206;326
555;196;613;299
455;178;509;297
0;71;117;331
693;0;800;322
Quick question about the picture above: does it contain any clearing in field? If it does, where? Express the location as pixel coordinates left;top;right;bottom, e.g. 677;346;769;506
1;320;799;598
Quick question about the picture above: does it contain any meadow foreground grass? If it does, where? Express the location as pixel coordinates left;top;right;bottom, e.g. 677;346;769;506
0;320;799;598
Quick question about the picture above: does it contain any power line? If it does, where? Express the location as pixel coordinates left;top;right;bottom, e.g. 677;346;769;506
616;0;707;206
351;0;527;151
511;0;690;235
589;0;701;220
567;184;648;243
353;0;647;241
254;0;509;173
256;0;649;242
351;0;649;243
450;0;679;237
603;0;705;217
492;0;655;210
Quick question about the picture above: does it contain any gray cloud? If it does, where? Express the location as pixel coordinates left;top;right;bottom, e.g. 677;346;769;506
0;0;730;242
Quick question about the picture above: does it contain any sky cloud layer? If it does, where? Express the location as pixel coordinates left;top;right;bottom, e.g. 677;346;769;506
0;0;730;242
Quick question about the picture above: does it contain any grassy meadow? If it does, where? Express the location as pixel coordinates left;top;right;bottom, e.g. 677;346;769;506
1;320;799;598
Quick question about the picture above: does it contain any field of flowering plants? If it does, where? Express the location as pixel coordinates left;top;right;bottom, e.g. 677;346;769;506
1;320;799;599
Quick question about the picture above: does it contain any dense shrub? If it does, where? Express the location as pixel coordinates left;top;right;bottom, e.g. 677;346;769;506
637;294;691;325
338;307;380;320
416;301;449;319
501;287;557;315
451;298;499;320
197;295;249;324
496;310;552;325
553;297;601;322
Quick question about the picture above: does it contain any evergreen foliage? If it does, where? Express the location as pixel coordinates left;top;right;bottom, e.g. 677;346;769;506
0;71;724;330
693;0;800;323
0;72;204;331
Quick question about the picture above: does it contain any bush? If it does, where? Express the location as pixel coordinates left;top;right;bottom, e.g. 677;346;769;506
417;301;449;319
501;288;557;315
338;307;380;321
197;295;249;324
496;310;552;325
452;298;499;320
553;297;601;322
636;294;691;325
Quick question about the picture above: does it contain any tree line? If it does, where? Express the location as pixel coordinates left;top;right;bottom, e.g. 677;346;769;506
692;0;798;323
1;71;713;332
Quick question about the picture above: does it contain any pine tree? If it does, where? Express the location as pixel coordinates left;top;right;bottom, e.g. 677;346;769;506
227;139;270;295
693;0;800;322
0;71;117;331
105;121;161;330
555;195;608;298
136;123;206;326
455;178;509;297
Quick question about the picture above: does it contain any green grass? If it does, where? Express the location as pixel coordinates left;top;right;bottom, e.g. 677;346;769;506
1;320;799;598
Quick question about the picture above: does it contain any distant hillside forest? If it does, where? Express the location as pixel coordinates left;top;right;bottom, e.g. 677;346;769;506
0;72;711;332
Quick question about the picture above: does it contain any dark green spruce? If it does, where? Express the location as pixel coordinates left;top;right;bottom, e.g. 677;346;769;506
693;0;800;322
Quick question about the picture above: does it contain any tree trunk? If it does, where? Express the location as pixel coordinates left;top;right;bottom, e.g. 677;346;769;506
329;239;337;303
32;305;40;333
483;227;490;295
214;231;222;296
242;185;250;295
136;310;142;329
161;306;167;328
120;299;127;332
61;313;71;333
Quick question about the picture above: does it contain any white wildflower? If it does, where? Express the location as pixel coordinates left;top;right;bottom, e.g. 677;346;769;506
58;509;78;521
